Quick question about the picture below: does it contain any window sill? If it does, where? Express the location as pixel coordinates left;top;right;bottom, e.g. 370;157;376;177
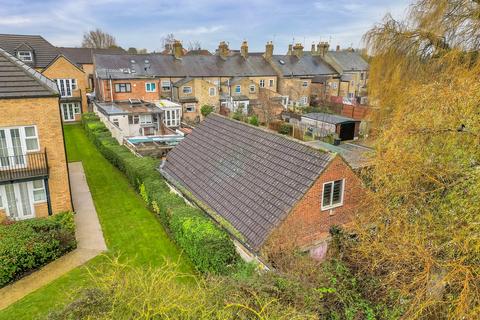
321;203;343;212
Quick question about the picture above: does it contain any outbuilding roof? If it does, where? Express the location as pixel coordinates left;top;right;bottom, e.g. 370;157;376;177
161;114;333;251
94;52;278;79
302;113;357;125
0;34;59;68
0;47;59;98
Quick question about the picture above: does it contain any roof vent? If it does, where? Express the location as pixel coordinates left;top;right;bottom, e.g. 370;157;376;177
279;59;285;65
122;68;130;74
144;59;149;64
129;98;142;104
130;59;136;63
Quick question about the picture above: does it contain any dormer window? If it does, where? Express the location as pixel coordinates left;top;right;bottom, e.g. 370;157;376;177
17;51;33;62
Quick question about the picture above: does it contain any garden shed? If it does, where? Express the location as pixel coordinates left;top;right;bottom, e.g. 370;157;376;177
301;113;360;141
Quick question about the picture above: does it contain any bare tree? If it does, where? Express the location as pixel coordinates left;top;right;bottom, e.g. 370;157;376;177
187;40;202;51
161;33;176;51
82;29;117;48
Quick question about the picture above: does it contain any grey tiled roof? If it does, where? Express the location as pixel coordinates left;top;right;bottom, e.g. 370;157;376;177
0;47;59;98
58;47;125;65
270;54;337;76
162;114;333;251
325;51;369;72
0;34;60;68
94;52;278;79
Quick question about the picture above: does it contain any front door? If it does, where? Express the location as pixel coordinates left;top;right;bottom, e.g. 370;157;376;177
1;183;35;220
61;103;76;122
0;128;26;168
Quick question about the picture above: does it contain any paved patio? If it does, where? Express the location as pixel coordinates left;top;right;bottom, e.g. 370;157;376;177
0;162;106;311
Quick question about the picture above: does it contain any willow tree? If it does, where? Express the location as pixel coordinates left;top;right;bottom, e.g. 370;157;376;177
347;1;480;318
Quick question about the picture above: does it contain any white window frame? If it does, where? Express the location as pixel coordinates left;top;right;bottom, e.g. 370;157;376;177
299;96;308;106
235;85;241;94
32;180;47;203
161;80;171;91
332;82;338;89
249;84;256;93
269;79;274;87
321;179;345;211
209;87;216;96
24;126;39;152
17;51;33;62
164;108;181;127
182;86;192;94
112;118;120;127
259;79;265;88
139;114;153;124
114;83;131;93
145;82;156;92
185;104;196;113
56;79;76;97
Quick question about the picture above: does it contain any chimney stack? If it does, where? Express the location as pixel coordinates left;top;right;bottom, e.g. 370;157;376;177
173;40;183;59
317;42;330;57
292;43;304;58
240;41;248;59
218;41;230;58
336;45;340;51
311;43;316;53
264;41;274;60
287;44;293;55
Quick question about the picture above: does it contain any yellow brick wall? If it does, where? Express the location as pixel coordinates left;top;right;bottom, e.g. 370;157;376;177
42;56;88;114
278;78;311;105
0;97;72;217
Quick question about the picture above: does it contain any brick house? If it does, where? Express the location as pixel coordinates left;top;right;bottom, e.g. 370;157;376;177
0;34;90;122
0;48;72;220
161;114;365;261
93;40;279;122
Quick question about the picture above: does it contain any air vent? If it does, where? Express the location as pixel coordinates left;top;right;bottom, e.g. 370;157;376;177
279;59;285;65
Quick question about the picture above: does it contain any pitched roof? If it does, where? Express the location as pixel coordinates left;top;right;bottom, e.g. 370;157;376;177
162;114;333;251
185;49;212;56
0;34;59;68
94;52;277;79
325;51;369;72
0;47;59;98
58;47;125;65
270;54;337;76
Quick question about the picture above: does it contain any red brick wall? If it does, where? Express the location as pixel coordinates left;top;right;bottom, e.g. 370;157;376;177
99;79;164;102
264;156;364;253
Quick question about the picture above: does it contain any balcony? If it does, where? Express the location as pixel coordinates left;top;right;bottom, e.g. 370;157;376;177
0;150;48;184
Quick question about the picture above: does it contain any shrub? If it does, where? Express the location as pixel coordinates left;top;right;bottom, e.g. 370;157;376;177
170;207;238;274
200;104;214;117
248;115;259;126
0;212;76;287
82;113;239;274
278;123;293;135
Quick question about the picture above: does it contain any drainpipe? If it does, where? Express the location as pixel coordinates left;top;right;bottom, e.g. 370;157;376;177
45;177;52;216
109;76;114;102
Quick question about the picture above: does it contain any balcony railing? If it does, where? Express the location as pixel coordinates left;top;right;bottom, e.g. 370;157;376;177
0;150;48;183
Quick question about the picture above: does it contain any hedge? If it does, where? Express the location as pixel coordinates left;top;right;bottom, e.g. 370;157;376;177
0;212;76;287
81;113;238;274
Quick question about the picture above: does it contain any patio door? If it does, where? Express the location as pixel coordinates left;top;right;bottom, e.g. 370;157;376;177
61;103;76;121
1;183;35;220
0;128;26;168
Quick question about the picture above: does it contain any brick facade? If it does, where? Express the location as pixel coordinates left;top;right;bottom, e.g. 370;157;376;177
263;156;364;253
0;97;72;218
42;56;88;121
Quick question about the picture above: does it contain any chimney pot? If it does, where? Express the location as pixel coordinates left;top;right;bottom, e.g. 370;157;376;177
241;40;248;59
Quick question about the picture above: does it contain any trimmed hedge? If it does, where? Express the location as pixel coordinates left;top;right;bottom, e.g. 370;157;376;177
0;212;76;287
81;113;238;274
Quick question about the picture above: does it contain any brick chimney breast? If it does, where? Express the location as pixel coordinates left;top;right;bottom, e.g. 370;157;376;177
293;43;304;58
173;40;183;59
264;41;274;60
241;41;248;59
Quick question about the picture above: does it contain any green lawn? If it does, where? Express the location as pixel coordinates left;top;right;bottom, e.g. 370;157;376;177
0;124;191;319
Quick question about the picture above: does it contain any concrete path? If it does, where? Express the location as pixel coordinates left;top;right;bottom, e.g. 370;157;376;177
0;162;107;311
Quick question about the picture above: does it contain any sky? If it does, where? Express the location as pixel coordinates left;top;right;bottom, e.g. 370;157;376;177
0;0;412;53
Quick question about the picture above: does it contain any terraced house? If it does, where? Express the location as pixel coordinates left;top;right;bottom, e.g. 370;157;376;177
93;40;280;123
0;48;72;220
0;34;89;122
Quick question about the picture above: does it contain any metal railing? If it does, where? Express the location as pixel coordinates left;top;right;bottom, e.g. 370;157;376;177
0;150;48;183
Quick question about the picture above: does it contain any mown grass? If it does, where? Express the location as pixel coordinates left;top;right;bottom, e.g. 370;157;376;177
0;124;191;320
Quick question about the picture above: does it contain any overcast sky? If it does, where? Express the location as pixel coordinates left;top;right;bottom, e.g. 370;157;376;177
0;0;412;53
